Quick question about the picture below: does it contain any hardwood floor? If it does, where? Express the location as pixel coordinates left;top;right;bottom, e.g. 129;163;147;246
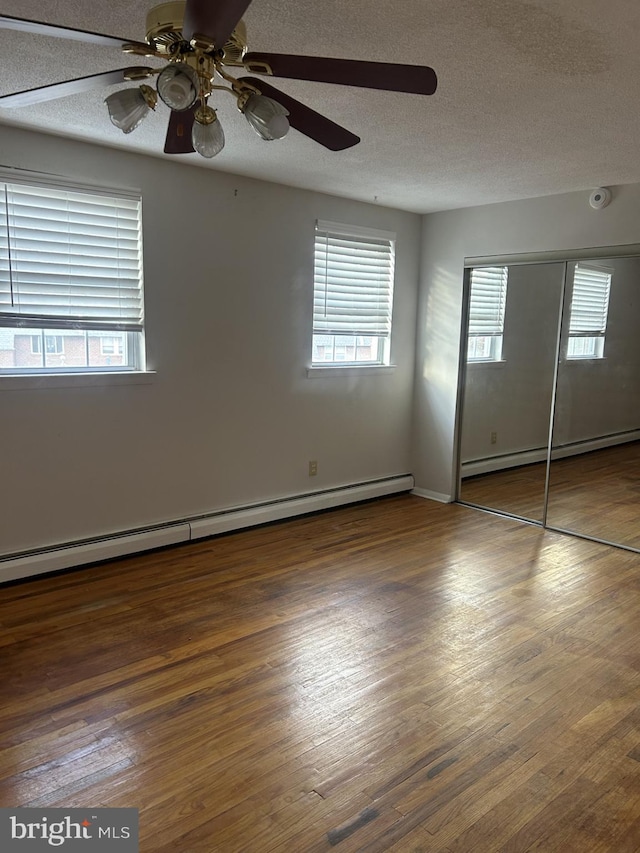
546;441;640;548
1;494;640;851
460;441;640;549
460;461;548;521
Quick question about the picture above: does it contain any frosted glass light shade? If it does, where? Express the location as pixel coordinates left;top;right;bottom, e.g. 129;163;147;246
105;87;154;134
243;94;290;141
157;62;199;111
192;109;225;158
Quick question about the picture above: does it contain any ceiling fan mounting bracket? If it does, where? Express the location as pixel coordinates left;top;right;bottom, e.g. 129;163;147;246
243;59;273;76
138;84;158;110
178;49;216;79
121;43;158;58
145;1;247;62
122;66;159;82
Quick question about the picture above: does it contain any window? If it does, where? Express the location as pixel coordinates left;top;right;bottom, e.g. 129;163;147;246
45;335;64;354
566;263;612;359
467;266;508;362
30;333;63;355
0;175;144;374
100;335;124;356
312;220;395;366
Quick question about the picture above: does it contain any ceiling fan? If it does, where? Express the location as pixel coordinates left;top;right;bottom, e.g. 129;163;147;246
0;0;437;157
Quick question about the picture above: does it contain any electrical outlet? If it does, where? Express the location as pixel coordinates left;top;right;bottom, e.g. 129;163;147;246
490;431;497;445
308;460;318;476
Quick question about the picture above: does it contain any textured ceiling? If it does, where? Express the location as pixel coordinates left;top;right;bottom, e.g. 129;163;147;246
1;0;640;213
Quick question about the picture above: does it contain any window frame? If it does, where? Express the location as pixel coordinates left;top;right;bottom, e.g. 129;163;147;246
311;220;396;369
0;169;145;376
100;335;124;356
565;262;612;361
466;265;509;363
45;335;64;355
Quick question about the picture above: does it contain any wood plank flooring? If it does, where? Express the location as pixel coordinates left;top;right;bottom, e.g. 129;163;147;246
1;494;640;851
460;461;547;522
460;441;640;549
546;441;640;548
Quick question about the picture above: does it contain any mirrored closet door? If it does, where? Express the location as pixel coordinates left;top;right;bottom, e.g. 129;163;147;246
457;249;640;553
547;256;640;549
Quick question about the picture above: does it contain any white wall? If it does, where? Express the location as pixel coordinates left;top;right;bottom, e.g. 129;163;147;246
413;184;640;500
0;126;421;558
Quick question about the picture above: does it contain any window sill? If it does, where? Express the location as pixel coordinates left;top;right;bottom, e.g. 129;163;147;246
466;359;506;368
0;371;156;391
307;365;397;378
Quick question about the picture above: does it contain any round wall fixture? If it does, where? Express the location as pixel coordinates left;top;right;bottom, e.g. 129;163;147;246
589;188;612;209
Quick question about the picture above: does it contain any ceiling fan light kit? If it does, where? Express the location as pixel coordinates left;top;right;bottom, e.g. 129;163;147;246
0;1;438;157
242;93;290;141
192;104;225;157
156;61;200;110
105;84;158;134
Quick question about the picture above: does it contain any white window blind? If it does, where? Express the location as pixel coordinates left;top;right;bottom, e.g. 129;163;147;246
0;181;143;331
313;220;395;336
568;263;611;336
468;266;508;336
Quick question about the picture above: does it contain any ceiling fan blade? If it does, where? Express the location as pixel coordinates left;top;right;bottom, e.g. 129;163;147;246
0;68;156;108
164;107;196;154
0;13;152;52
243;53;437;96
240;77;359;151
182;0;252;47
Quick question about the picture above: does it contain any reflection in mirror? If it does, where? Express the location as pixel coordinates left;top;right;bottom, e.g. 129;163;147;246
458;262;565;522
546;257;640;549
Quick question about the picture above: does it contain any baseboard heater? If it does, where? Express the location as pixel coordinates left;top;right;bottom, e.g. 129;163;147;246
461;429;640;478
0;475;414;585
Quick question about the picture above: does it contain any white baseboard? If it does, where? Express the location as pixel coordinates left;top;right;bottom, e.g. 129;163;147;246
0;524;191;585
189;476;414;539
462;448;546;478
461;429;640;478
411;487;453;503
550;429;640;460
0;476;414;584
